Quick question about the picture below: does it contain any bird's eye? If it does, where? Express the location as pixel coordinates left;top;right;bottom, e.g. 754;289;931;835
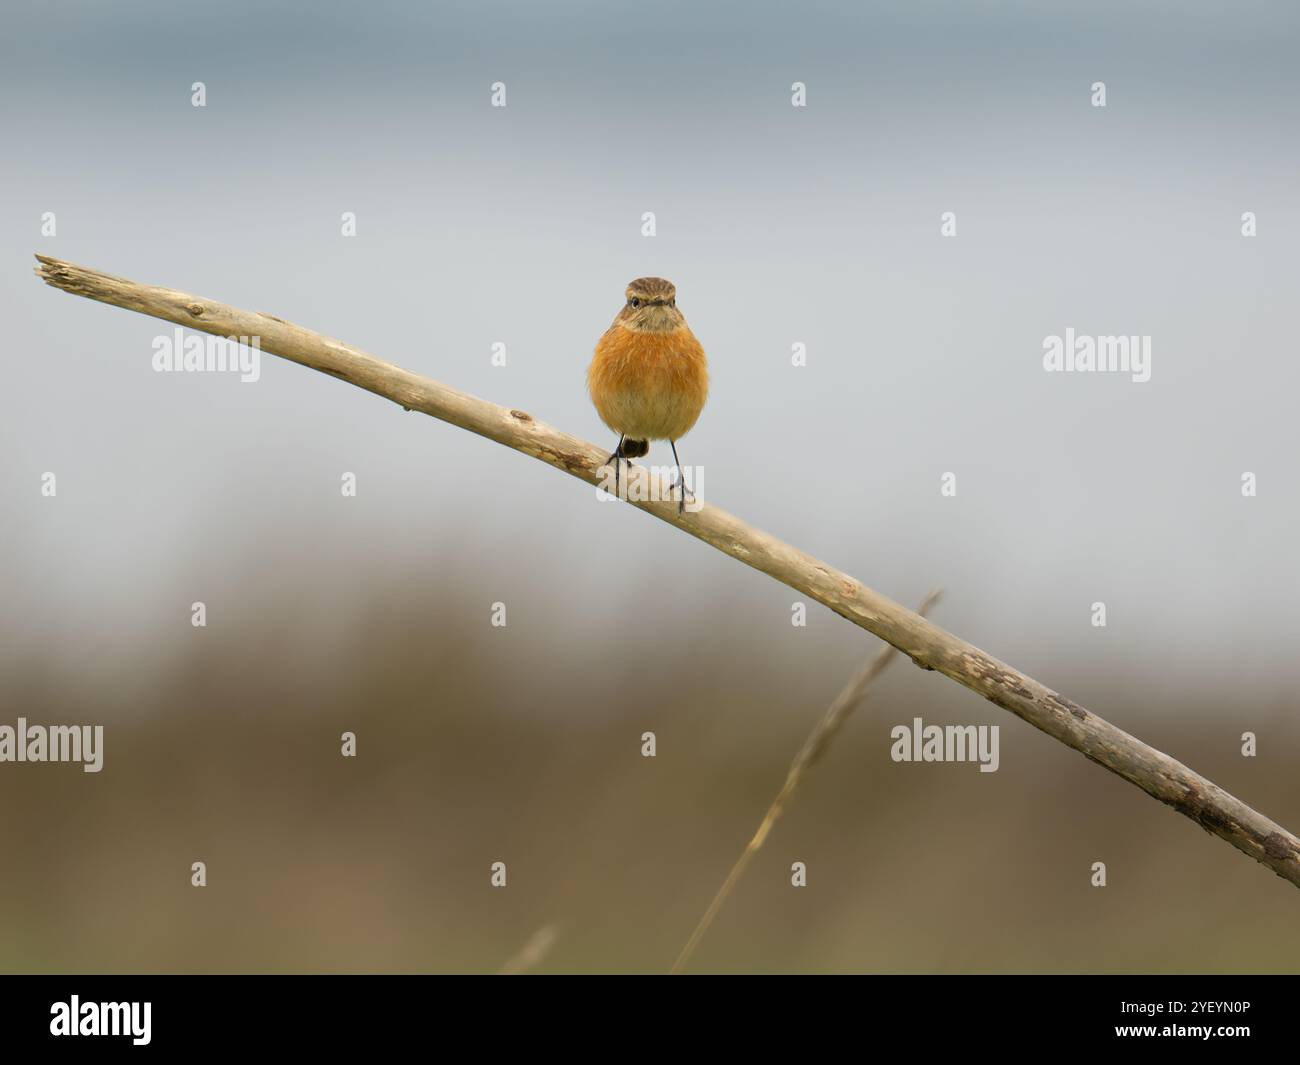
630;298;641;308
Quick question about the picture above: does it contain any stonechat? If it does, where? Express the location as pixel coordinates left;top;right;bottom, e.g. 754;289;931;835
587;277;709;512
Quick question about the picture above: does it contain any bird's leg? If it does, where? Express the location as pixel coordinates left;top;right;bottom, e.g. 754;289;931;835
667;440;692;514
605;434;626;500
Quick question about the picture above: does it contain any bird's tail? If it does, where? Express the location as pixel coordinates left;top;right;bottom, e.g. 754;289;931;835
622;438;649;458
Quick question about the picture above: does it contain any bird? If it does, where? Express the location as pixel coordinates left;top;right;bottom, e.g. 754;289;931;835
587;277;709;513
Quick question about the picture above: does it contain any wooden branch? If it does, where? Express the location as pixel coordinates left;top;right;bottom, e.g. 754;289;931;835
33;254;1300;890
672;591;942;974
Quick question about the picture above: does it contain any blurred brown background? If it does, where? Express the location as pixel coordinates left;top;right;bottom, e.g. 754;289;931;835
2;533;1297;973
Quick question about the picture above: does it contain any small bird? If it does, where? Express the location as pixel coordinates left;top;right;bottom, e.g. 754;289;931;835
587;277;709;512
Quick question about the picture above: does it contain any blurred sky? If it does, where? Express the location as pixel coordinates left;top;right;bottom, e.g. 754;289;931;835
2;1;1298;712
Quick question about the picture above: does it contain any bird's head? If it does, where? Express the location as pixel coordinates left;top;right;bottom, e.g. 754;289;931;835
617;277;683;333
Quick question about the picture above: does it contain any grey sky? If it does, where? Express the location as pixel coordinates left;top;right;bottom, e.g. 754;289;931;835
3;1;1297;690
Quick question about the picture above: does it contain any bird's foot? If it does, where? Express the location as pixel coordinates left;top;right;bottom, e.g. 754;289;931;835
662;468;695;514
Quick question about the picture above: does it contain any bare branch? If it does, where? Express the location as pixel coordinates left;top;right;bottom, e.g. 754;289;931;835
33;255;1300;889
672;590;943;974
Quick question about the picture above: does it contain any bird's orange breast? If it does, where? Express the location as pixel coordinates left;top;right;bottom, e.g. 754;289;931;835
587;324;709;442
